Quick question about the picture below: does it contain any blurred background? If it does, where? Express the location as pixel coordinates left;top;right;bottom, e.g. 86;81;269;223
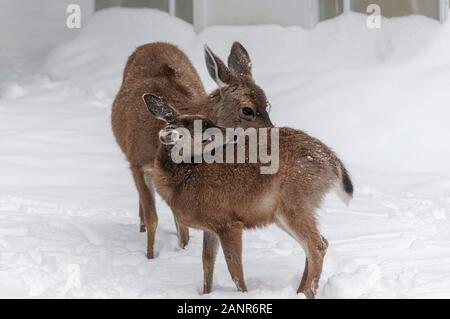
1;0;449;81
95;0;450;28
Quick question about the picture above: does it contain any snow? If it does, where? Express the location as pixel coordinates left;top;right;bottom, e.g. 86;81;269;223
1;7;450;298
0;0;93;85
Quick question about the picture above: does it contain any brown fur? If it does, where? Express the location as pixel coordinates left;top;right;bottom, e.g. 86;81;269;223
142;101;352;298
111;42;273;258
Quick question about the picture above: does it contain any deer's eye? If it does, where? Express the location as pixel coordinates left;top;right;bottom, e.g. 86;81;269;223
241;107;254;117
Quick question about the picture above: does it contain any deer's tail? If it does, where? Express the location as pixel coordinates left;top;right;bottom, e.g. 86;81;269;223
335;160;354;206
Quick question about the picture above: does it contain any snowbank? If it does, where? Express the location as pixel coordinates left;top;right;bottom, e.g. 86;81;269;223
0;0;93;83
41;8;450;174
42;8;195;97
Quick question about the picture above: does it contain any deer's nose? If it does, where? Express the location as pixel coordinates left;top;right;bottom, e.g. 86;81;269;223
159;129;180;144
266;117;274;128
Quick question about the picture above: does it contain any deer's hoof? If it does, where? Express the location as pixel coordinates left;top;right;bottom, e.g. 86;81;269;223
298;287;316;299
203;285;212;294
178;233;190;249
179;240;189;249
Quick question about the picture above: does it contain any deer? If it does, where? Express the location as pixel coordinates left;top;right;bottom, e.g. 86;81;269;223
111;42;273;259
142;93;354;299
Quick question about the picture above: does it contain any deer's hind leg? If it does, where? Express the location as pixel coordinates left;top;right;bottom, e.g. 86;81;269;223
139;201;146;232
277;211;328;299
298;235;328;291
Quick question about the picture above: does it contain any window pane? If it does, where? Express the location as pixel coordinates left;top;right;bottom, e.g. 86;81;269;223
319;0;343;21
96;0;169;12
351;0;439;20
176;0;193;23
204;0;317;27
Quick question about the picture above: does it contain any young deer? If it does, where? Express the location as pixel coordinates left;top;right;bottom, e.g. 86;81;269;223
143;94;353;299
112;42;273;258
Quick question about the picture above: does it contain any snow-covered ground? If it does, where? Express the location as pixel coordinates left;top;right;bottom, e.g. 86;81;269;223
1;8;450;298
0;0;93;86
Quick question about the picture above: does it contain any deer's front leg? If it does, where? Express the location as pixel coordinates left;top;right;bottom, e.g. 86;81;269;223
132;167;158;259
202;231;219;294
218;222;247;292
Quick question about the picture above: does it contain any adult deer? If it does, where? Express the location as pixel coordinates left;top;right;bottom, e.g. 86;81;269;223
112;42;273;258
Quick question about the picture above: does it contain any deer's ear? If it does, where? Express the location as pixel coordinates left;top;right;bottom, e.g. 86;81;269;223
142;94;178;123
204;45;232;88
228;41;252;77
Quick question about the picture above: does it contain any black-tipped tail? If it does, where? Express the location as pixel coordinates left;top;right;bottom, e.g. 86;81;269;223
340;162;353;198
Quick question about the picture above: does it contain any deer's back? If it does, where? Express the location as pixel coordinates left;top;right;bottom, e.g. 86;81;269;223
277;128;341;211
153;128;342;231
111;42;206;167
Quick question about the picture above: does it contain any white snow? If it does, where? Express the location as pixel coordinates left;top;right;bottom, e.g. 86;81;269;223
1;7;450;298
0;0;93;85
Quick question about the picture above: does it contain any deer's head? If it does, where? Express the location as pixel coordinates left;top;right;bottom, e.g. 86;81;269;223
143;94;236;161
204;42;273;129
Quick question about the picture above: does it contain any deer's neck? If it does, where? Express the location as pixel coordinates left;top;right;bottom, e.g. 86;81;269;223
157;145;177;174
